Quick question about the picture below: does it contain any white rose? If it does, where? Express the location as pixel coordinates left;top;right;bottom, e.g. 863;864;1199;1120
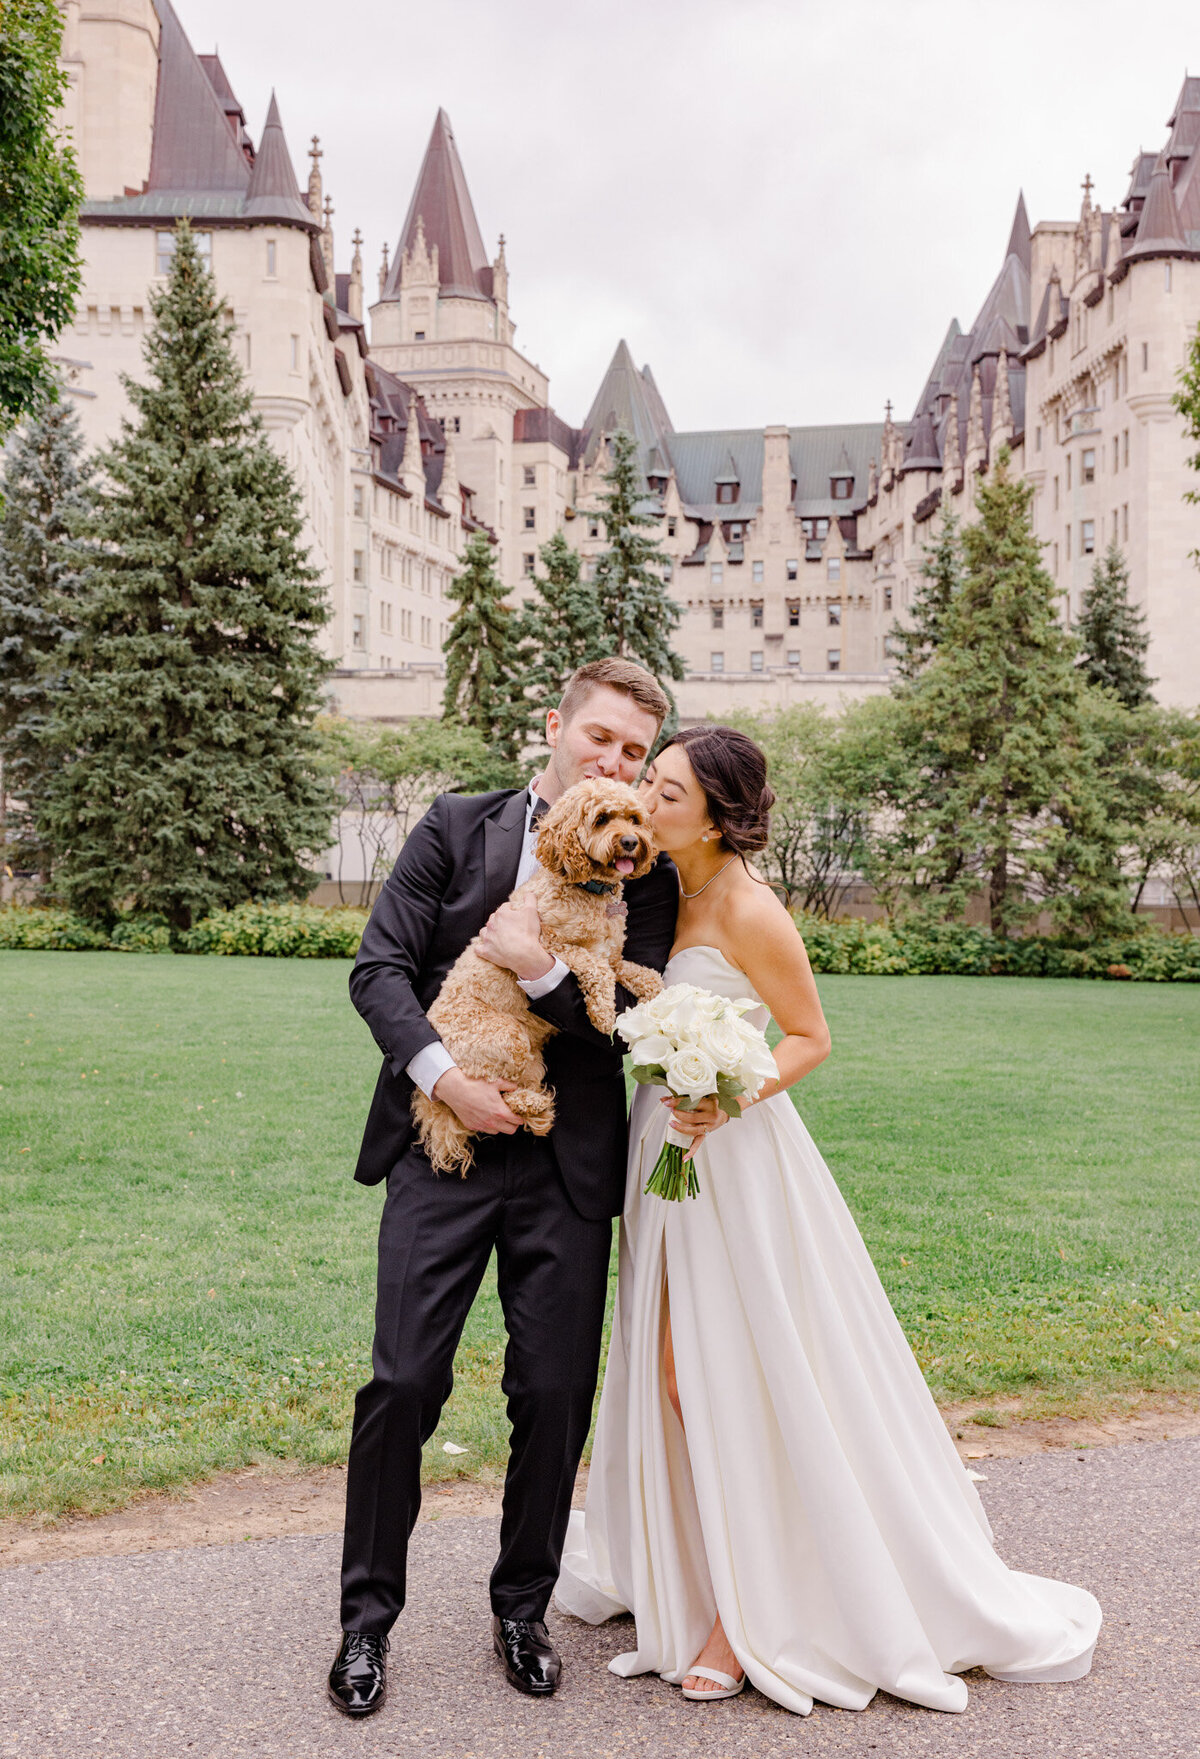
694;1016;748;1071
644;985;689;1026
629;1033;675;1069
664;1044;719;1103
616;1005;654;1047
736;1039;779;1098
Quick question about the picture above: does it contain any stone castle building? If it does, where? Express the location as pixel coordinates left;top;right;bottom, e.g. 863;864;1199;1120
53;4;1200;716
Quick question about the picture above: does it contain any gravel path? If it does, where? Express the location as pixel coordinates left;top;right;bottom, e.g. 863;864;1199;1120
5;1438;1199;1758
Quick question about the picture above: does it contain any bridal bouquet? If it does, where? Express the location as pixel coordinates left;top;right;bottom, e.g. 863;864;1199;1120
616;982;778;1201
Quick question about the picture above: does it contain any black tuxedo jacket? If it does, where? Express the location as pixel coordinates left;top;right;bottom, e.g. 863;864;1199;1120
349;787;678;1220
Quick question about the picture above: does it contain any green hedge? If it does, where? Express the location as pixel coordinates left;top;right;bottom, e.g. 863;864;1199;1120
2;903;1195;978
796;915;1200;982
0;902;366;958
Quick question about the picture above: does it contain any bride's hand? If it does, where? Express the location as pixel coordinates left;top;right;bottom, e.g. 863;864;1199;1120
661;1093;728;1159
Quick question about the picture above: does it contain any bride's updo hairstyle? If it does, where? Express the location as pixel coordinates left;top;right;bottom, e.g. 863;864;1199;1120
659;724;775;856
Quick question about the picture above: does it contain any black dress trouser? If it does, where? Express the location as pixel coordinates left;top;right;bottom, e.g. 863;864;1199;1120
339;1131;613;1633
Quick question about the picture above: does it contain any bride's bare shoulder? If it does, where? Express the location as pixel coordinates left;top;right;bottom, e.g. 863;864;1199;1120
726;871;798;947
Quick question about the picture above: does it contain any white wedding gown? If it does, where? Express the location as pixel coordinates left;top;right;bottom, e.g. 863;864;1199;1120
554;945;1101;1715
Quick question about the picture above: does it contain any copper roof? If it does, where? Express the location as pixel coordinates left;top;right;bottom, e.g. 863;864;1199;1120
579;339;675;468
381;110;492;302
1125;154;1195;260
145;0;250;194
243;92;311;226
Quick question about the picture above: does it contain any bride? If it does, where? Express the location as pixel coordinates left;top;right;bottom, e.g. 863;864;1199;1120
554;724;1101;1715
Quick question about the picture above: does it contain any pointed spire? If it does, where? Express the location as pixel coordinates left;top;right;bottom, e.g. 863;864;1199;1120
244;91;312;226
580;339;674;468
1126;153;1195;260
439;424;459;515
378;238;390;298
992;347;1013;441
966;363;985;457
401;390;424;486
1005;191;1032;272
348;228;363;321
384;110;490;302
145;0;251;194
320;193;335;280
307;135;323;223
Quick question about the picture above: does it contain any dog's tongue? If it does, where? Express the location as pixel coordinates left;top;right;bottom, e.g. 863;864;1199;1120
615;858;635;875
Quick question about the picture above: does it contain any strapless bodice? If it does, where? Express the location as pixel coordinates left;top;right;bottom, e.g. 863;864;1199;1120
663;944;769;1032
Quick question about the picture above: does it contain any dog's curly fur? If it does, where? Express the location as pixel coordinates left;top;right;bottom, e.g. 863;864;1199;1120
412;778;664;1174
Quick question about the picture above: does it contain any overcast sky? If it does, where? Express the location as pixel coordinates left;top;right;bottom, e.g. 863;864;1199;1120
182;0;1198;434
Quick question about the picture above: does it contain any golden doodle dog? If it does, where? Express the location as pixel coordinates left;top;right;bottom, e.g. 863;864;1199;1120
412;777;664;1174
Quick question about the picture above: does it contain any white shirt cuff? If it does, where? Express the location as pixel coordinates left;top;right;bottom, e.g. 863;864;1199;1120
405;1040;457;1099
517;956;570;1000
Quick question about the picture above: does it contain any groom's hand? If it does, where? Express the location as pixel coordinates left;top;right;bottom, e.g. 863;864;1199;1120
432;1069;522;1134
476;896;554;981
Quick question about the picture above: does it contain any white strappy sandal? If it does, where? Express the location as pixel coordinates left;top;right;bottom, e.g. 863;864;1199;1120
681;1665;746;1702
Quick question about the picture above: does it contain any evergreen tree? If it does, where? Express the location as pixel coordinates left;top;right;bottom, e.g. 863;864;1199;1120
0;2;85;433
0;391;93;879
890;504;962;685
902;451;1127;937
590;429;684;685
442;529;529;765
36;221;334;928
516;529;611;707
1075;541;1153;707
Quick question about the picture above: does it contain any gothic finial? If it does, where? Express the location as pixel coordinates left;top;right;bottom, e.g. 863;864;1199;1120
307;135;323;222
401;391;424;482
379;238;390;297
1081;171;1094;208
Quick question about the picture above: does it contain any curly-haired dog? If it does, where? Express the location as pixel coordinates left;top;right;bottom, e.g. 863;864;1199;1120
412;778;664;1174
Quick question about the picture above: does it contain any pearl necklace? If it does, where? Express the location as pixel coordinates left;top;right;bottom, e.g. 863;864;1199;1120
677;855;739;899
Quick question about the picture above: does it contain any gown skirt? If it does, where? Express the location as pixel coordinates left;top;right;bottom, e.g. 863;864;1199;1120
554;945;1101;1716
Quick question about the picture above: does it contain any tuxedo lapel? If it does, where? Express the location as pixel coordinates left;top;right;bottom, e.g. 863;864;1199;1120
483;789;529;918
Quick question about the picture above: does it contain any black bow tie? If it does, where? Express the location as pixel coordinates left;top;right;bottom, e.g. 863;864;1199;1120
529;796;550;823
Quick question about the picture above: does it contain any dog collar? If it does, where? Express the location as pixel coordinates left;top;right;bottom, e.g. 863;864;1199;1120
576;878;619;896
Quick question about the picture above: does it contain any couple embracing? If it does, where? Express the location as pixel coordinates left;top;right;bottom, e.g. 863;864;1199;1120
328;657;1101;1721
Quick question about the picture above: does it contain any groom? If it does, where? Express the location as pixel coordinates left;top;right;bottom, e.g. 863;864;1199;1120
329;658;676;1717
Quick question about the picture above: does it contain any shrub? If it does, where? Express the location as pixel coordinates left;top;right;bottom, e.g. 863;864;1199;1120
108;916;172;954
795;915;1200;982
180;901;367;959
0;907;108;950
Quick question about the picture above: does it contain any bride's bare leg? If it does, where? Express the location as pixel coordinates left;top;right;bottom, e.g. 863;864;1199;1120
663;1286;745;1697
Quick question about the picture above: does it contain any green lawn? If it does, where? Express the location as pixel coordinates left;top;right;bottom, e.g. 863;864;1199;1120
2;951;1198;1521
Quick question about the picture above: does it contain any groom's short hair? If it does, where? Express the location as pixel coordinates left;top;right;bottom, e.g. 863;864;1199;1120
558;658;670;728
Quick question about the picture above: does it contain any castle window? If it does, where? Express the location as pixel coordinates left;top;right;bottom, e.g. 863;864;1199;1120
290;334;300;371
523;466;536;486
353;550;365;585
1082;449;1095;484
588;520;599;539
711;604;724;629
1082;520;1095;555
667;517;677;537
826;649;841;672
827;602;842;627
787;601;800;627
156;230;210;274
1123;429;1129;467
1053;476;1060;510
1123;503;1129;539
352;614;365;649
751;651;764;672
1113;436;1119;473
752;560;764;583
447;416;461;433
827;558;842;584
787;650;800;667
353;484;364;518
730;523;742;540
1066;525;1072;560
831;475;853;499
716;482;738;504
1142;342;1149;371
1035;426;1042;452
523;506;536;530
710;562;723;586
380;600;393;634
414;331;425;341
750;601;763;629
266;239;276;277
1066;455;1072;491
711;652;725;672
523;552;535;577
883;585;893;611
816;518;829;538
786;558;798;581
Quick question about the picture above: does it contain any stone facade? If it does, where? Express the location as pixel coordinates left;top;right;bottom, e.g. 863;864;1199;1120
53;6;1200;717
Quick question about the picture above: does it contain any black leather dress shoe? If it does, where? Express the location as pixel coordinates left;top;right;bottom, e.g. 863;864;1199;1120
492;1615;562;1695
327;1630;388;1717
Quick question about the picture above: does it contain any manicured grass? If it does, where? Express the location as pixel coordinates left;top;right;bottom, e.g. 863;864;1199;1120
2;952;1198;1521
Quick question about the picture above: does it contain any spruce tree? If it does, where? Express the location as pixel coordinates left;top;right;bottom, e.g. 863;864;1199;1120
904;451;1127;937
890;504;962;685
590;429;684;685
516;529;611;706
0;391;93;879
442;529;529;765
1075;541;1153;707
36;220;334;928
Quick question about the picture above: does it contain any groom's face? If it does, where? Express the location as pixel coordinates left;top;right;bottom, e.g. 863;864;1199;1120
544;686;661;795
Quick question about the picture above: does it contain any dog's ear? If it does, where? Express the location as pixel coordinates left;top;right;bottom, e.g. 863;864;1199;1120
536;799;595;883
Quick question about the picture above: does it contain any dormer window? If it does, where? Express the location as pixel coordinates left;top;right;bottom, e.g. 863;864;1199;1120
831;474;853;500
716;482;738;505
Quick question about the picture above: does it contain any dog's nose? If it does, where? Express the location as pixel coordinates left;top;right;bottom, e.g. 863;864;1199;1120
619;834;640;853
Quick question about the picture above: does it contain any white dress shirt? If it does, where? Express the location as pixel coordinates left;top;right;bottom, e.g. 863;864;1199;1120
405;784;569;1099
